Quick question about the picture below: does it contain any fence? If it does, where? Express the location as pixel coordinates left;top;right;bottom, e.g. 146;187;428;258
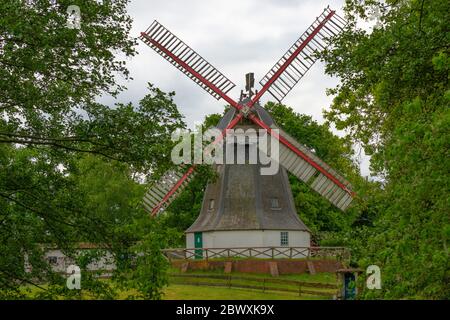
169;273;338;298
163;246;350;262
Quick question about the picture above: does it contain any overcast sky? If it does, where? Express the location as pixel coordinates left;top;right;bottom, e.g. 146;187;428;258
99;0;372;177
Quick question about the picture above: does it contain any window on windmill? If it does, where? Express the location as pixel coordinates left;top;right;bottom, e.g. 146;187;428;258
280;232;289;246
270;197;280;210
208;199;215;210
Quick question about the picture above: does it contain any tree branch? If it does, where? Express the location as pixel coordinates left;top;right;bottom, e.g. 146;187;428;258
0;132;93;142
0;269;48;293
0;138;121;162
418;0;425;32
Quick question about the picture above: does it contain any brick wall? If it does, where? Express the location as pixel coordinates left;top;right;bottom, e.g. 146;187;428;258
172;259;343;275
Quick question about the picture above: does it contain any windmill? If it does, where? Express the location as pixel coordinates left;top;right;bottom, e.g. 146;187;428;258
139;7;354;252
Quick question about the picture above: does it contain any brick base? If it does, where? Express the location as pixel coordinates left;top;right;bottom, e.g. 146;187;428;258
171;259;343;275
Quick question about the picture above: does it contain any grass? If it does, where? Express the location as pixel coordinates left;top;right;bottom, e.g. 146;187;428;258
20;282;327;300
167;267;338;299
168;277;336;298
18;265;338;300
163;284;323;300
169;267;337;283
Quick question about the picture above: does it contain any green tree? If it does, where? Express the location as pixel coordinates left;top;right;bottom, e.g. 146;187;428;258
114;216;173;300
58;155;176;300
0;0;187;298
321;0;449;298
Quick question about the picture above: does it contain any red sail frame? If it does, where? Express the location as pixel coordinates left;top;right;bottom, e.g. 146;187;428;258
251;10;337;104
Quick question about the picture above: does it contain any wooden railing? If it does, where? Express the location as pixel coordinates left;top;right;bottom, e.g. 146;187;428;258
169;273;338;298
162;246;350;262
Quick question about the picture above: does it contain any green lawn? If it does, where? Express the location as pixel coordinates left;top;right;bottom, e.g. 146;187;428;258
163;284;324;300
20;283;329;300
19;268;338;300
169;267;337;283
167;268;338;299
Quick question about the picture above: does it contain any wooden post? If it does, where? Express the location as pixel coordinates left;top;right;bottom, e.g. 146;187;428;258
298;283;302;296
263;278;266;293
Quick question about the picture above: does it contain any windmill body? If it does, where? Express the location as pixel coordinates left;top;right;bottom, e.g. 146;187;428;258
186;107;311;252
140;7;354;258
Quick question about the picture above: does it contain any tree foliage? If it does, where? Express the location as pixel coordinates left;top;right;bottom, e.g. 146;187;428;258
0;1;186;298
321;0;449;298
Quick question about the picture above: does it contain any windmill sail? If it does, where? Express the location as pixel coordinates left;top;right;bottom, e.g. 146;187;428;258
259;124;354;211
143;167;196;216
142;112;244;216
140;21;236;101
258;7;346;103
